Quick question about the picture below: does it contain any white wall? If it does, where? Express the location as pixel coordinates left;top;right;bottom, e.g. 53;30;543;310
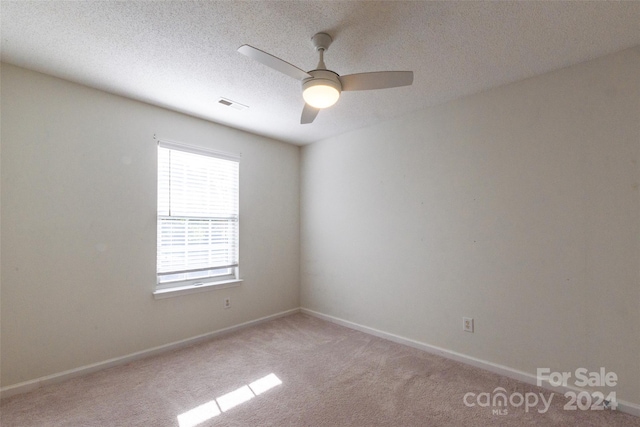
301;47;640;405
0;64;300;388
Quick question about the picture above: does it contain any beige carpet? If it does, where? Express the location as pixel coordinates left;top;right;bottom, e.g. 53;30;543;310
1;313;639;426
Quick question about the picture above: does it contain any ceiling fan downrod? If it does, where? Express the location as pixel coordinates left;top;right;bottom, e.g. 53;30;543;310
311;33;332;70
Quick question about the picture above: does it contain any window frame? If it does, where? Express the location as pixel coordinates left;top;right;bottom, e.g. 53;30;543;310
154;139;241;298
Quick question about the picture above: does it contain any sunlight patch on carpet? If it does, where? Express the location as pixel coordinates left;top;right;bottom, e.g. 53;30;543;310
177;373;282;427
177;401;221;427
217;385;255;412
249;373;282;395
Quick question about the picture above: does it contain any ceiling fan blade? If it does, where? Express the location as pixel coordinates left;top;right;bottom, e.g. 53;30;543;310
301;104;319;124
339;71;414;91
238;45;311;81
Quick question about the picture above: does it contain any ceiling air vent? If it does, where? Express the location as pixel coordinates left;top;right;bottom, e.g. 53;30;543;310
218;97;248;111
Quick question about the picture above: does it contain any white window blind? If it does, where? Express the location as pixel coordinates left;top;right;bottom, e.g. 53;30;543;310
157;141;239;285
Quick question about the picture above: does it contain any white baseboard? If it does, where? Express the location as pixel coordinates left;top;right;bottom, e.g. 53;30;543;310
300;308;640;418
0;308;300;400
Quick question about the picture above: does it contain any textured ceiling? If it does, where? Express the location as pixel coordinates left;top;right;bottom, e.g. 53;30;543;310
1;1;639;145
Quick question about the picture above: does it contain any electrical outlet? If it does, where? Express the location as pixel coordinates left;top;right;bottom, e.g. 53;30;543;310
224;297;231;309
463;317;474;333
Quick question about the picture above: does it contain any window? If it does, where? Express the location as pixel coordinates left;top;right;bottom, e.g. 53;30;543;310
156;140;240;295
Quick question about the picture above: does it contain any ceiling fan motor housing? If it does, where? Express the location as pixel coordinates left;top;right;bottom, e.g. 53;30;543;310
303;70;341;91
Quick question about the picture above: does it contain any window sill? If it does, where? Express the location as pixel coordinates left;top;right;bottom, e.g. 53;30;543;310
153;279;242;299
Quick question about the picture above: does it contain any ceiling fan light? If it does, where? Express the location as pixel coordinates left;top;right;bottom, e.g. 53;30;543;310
302;80;340;109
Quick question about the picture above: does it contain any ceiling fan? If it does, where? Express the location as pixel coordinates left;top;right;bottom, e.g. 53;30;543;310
238;33;414;124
